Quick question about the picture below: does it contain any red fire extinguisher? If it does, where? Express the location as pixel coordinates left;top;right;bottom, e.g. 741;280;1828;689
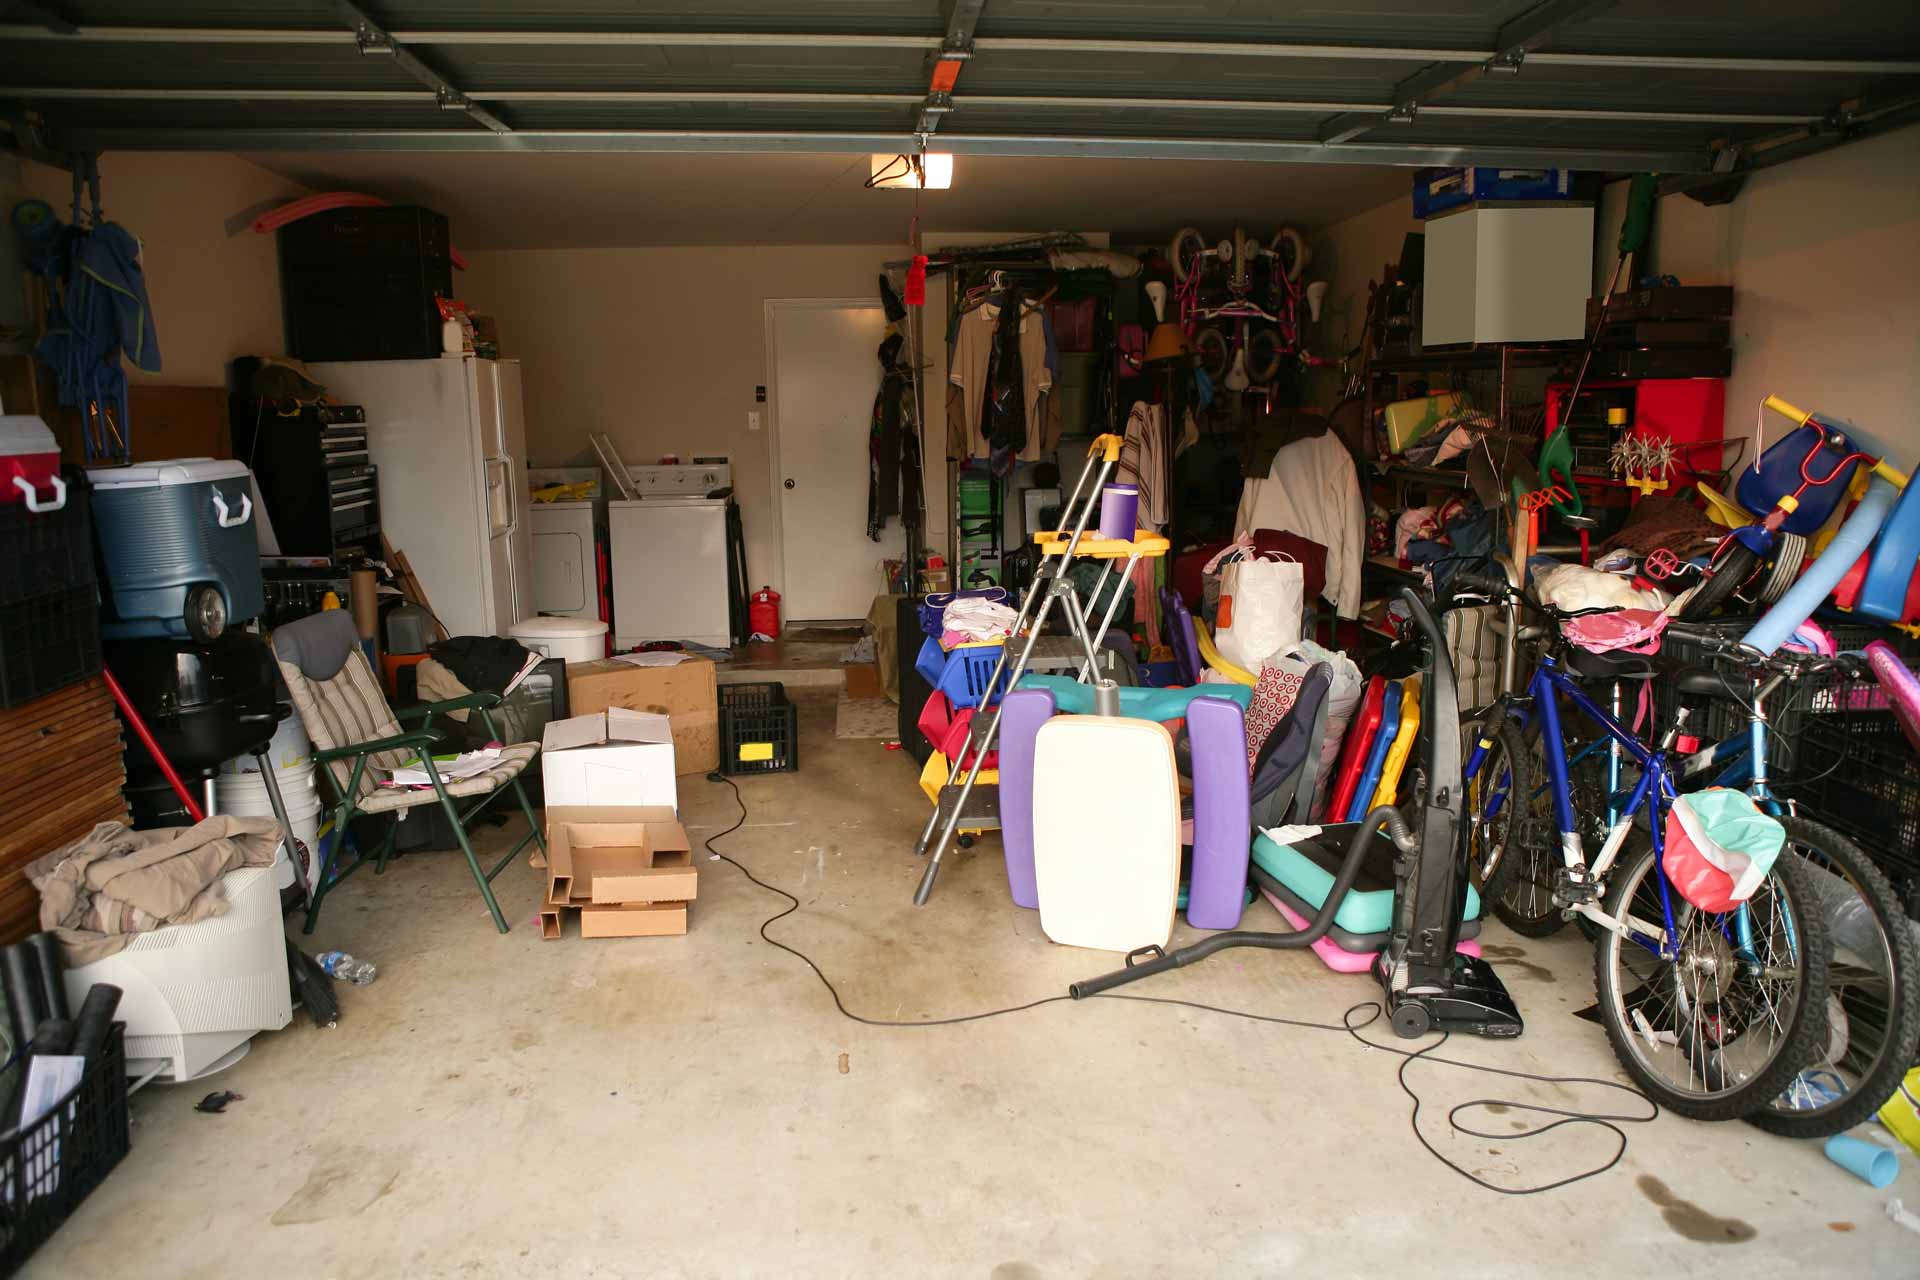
749;587;782;641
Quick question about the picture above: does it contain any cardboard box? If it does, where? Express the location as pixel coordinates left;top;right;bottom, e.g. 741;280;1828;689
843;662;883;700
537;903;566;940
541;709;677;809
567;656;719;776
544;804;696;903
579;901;688;938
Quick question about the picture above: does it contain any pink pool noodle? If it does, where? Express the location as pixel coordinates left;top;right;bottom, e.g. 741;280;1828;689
1864;640;1920;754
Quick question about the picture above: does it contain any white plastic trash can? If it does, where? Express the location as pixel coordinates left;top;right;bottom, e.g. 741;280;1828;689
509;615;608;663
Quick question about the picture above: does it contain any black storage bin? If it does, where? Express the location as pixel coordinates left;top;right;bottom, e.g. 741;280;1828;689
278;206;453;362
0;1023;131;1274
720;681;799;776
0;585;101;711
0;466;92;609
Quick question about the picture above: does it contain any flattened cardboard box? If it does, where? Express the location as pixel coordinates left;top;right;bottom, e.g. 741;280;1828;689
540;708;677;809
567;656;719;776
543;806;697;907
580;901;687;938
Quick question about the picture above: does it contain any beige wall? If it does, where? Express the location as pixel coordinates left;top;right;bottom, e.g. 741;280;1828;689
16;152;309;388
1595;126;1920;460
459;244;901;596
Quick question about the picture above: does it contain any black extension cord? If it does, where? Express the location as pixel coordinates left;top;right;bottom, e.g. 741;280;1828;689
699;772;1657;1195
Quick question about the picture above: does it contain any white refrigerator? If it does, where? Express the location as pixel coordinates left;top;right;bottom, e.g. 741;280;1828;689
307;355;531;638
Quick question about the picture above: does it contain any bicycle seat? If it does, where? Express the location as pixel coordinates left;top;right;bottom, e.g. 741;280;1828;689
1560;646;1659;682
1673;668;1749;701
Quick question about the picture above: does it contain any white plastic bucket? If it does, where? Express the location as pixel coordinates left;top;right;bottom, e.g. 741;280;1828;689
215;764;323;894
220;709;312;775
509;615;608;663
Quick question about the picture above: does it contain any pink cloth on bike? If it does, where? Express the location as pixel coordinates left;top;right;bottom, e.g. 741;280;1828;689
1562;608;1669;654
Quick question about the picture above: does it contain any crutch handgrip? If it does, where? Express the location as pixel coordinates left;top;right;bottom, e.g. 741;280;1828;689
1087;433;1124;463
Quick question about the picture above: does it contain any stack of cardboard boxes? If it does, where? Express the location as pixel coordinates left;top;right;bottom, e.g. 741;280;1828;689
539;806;697;938
534;655;719;940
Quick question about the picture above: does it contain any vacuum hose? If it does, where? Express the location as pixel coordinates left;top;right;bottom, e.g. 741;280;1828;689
1069;805;1413;998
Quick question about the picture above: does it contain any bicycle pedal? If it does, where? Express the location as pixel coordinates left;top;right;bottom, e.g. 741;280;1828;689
1552;867;1600;906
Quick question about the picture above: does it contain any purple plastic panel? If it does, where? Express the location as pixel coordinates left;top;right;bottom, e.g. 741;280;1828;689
995;688;1055;910
1185;694;1251;929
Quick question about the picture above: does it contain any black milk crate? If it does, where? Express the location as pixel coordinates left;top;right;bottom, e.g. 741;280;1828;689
719;681;799;776
0;467;93;610
1652;615;1917;775
0;585;102;711
0;1024;131;1275
1778;712;1920;916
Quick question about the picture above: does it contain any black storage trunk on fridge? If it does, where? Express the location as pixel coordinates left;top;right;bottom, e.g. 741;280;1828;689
278;206;453;362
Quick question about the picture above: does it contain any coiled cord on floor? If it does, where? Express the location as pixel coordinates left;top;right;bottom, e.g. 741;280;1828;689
699;773;1656;1194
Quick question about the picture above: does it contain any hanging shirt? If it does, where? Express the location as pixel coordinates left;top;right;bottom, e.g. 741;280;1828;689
948;301;1054;463
1116;400;1199;533
1234;430;1366;619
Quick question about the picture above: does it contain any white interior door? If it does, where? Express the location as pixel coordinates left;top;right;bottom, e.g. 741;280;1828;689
770;300;896;621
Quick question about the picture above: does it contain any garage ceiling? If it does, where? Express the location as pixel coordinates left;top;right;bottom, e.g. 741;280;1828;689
3;1;1916;179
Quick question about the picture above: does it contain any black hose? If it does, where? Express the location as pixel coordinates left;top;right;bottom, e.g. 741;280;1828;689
1069;806;1411;998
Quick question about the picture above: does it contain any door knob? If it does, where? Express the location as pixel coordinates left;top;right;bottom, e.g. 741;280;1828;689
784;478;795;489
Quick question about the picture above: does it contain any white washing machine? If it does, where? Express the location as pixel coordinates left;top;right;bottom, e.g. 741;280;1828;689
609;461;737;650
527;467;604;621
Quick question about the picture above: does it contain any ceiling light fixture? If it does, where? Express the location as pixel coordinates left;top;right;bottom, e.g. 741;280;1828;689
868;152;953;189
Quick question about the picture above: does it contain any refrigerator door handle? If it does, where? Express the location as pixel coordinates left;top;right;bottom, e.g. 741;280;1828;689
502;453;521;535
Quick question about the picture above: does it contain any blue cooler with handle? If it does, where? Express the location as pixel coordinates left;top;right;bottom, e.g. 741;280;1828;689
87;458;265;640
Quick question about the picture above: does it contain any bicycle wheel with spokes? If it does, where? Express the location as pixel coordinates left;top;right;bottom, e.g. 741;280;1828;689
1465;720;1531;908
1169;227;1208;281
1497;720;1626;937
1593;842;1830;1121
1751;815;1920;1139
1243;327;1284;384
1194;327;1231;382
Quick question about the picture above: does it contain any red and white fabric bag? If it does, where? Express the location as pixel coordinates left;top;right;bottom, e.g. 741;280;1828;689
1662;789;1785;914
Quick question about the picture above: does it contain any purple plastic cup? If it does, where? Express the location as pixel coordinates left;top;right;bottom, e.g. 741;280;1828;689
1099;484;1139;541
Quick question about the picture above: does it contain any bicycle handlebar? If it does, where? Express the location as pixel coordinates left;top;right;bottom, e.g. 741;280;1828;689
1762;393;1910;488
1660;622;1863;676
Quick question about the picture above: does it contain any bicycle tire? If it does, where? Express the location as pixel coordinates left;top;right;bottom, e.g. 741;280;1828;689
1243;327;1284;384
1493;718;1614;937
1593;844;1830;1121
1194;327;1231;382
1466;720;1531;907
1677;540;1761;621
1270;227;1309;283
1169;227;1207;281
1750;815;1920;1139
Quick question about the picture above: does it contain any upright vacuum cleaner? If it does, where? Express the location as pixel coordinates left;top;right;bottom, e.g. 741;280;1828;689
1071;588;1523;1039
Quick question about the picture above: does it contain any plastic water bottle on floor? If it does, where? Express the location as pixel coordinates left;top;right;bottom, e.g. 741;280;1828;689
316;951;378;985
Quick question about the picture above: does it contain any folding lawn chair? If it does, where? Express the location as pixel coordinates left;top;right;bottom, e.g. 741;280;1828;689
270;611;545;934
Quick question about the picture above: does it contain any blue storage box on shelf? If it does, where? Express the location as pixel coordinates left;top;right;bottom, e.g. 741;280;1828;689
1412;167;1572;219
87;458;266;641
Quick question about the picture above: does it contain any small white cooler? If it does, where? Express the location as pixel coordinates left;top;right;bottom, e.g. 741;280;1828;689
509;616;608;663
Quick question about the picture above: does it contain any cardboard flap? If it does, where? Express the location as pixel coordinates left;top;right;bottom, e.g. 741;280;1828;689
542;713;611;753
605;706;673;745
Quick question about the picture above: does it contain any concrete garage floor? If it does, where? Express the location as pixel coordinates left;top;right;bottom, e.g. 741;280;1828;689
28;690;1916;1277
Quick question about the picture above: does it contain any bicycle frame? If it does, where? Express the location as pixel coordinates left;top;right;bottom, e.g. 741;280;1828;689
1469;655;1689;961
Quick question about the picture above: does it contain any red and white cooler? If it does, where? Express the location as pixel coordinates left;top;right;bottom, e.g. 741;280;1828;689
0;416;65;513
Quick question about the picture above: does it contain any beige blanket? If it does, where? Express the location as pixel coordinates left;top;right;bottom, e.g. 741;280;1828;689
27;816;281;965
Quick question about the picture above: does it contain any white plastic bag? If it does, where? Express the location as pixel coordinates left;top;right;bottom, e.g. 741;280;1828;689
1268;638;1362;803
1215;553;1304;669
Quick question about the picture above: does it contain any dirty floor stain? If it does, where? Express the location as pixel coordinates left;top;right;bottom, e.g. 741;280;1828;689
1636;1175;1757;1243
271;1147;405;1226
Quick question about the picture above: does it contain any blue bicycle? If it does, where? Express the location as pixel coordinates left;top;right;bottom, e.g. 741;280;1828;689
1449;574;1832;1122
1511;619;1919;1139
